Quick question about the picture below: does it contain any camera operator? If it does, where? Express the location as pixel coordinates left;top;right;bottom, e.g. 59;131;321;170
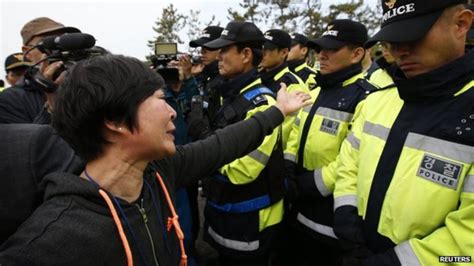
0;17;81;124
163;56;199;146
186;26;225;140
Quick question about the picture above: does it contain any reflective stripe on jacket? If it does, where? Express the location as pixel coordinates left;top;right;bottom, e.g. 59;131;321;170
294;62;318;90
205;77;284;255
261;64;309;149
367;67;395;89
334;81;474;265
284;72;372;238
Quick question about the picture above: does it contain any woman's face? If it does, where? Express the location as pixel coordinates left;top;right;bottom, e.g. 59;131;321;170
128;89;177;160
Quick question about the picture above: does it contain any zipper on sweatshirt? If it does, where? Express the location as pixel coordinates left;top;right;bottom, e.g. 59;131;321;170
136;198;160;266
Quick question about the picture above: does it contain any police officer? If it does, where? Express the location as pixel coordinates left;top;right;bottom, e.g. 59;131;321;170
189;25;225;126
281;19;375;266
287;33;318;90
260;29;309;147
333;1;474;265
0;17;80;124
365;42;397;89
4;53;32;87
187;27;226;255
201;21;286;265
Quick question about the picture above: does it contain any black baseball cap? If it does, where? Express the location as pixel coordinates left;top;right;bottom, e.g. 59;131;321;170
5;53;32;71
263;29;291;50
308;19;368;52
290;33;309;47
203;21;265;50
365;0;465;47
189;26;223;48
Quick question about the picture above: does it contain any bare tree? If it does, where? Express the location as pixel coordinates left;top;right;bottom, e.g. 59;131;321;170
269;0;301;32
147;0;381;56
187;9;203;44
147;3;187;54
227;0;266;24
301;0;324;38
326;0;381;36
206;15;221;27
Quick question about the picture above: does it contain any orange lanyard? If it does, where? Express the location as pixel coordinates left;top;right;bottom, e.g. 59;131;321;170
97;171;187;266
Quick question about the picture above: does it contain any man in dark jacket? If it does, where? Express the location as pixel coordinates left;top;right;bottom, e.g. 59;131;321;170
0;17;80;124
0;124;82;244
0;54;310;266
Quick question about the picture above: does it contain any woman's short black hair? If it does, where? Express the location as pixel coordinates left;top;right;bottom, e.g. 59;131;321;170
52;54;164;161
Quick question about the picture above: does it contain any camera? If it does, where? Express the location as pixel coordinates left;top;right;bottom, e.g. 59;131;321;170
150;42;180;83
48;46;107;80
39;33;101;74
154;42;178;65
27;33;107;92
191;54;202;65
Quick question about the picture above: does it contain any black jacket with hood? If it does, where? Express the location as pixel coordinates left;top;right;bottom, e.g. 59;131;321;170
0;107;284;266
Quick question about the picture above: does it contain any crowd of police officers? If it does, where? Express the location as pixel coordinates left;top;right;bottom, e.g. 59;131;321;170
1;0;474;265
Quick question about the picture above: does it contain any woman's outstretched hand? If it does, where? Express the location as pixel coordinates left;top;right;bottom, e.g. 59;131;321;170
274;83;312;117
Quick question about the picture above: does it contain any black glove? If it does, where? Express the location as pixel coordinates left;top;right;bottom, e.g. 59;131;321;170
333;205;367;251
284;159;299;203
284;163;326;202
362;249;401;266
338;245;373;266
297;170;328;199
338;256;363;266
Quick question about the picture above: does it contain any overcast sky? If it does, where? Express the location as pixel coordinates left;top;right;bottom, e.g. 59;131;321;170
0;0;379;81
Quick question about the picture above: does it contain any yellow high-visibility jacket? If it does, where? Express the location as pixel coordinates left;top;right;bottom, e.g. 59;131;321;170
284;70;374;239
334;79;474;265
205;72;284;255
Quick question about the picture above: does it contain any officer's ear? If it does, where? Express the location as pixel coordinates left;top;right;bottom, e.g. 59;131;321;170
279;48;289;59
241;47;253;65
453;7;473;40
350;47;365;64
301;46;308;57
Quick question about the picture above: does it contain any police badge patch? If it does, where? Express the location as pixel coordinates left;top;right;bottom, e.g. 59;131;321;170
417;154;463;190
252;95;267;105
320;118;340;135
